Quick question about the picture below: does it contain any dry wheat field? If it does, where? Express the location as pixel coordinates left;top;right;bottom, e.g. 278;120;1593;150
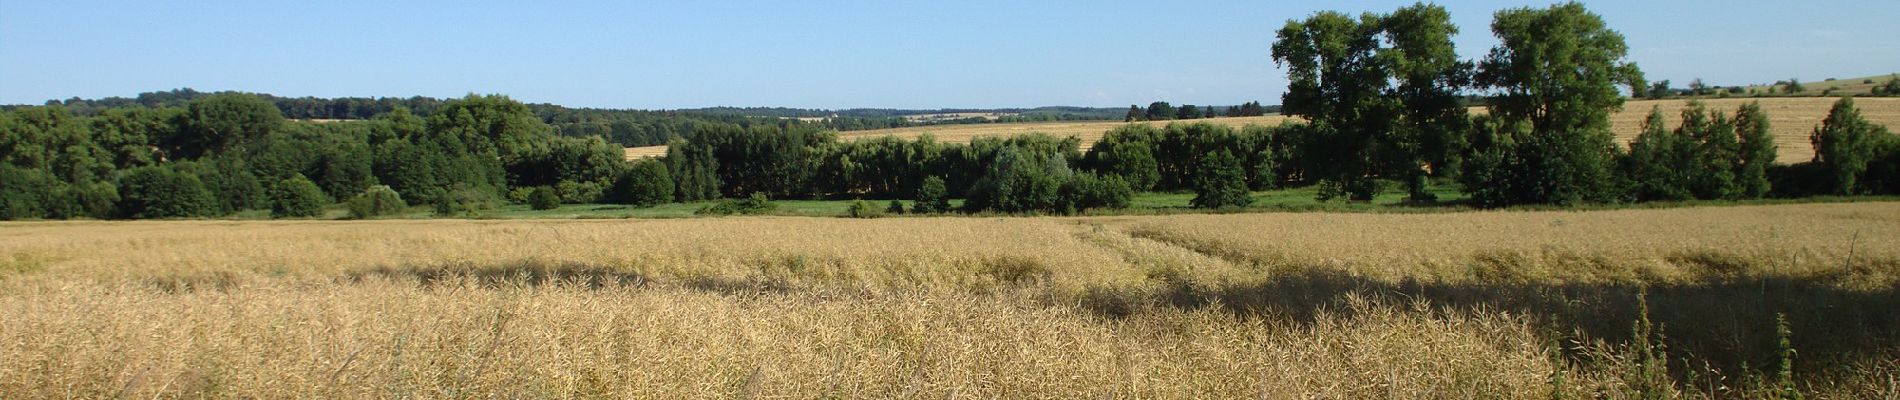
3;203;1899;398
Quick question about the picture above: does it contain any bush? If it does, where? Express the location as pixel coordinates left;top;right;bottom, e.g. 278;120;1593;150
269;175;329;218
912;176;951;214
507;187;534;204
1191;150;1252;209
609;160;674;207
695;193;777;216
345;185;405;219
432;184;498;217
885;199;905;215
555;180;604;204
845;200;885;218
963;147;1069;214
528;186;561;210
1061;173;1132;213
115;165;216;219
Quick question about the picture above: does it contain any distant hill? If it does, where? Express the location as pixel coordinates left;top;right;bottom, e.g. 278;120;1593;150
1732;73;1898;97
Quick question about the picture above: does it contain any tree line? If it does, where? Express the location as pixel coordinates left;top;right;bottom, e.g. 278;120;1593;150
1267;2;1896;206
1;93;631;219
1123;101;1276;122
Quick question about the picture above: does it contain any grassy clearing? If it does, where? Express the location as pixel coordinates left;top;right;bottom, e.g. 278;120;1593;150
1;202;1897;397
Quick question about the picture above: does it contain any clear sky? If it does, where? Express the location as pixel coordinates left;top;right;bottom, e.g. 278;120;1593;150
2;1;1895;109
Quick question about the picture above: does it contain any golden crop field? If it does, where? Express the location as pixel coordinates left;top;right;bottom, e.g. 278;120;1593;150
1611;97;1900;163
623;97;1900;163
4;202;1898;398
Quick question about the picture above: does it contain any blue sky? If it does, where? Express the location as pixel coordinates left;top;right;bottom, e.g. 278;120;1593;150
2;1;1895;109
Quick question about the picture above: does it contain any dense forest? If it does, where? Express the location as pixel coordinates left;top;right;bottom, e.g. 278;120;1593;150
4;2;1899;221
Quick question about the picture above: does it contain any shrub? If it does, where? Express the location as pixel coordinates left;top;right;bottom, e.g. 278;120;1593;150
432;184;498;217
555;180;604;204
609;160;674;207
695;193;776;216
845;200;885;218
345;185;405;219
963;147;1069;214
528;186;561;210
885;199;905;215
269;175;329;218
1191;150;1252;209
1061;173;1132;213
912;176;951;214
115;165;216;219
507;187;534;204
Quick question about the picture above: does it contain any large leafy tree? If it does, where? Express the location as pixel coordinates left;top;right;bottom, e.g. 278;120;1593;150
1379;3;1471;200
1467;2;1643;206
1273;10;1387;200
1272;3;1468;201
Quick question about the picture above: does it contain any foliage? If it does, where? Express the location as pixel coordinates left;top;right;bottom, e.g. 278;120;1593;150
1809;97;1895;195
609;160;674;207
432;184;499;217
528;186;561;210
695;193;778;216
1061;172;1133;213
913;176;951;214
555;180;605;204
345;185;405;219
269;174;329;218
1144;102;1175;121
1874;75;1900;97
963;146;1071;214
174;93;283;159
1467;2;1642;207
845;200;885;218
1622;107;1695;201
0;165;60;220
1272;3;1469;201
1734;102;1776;198
114;165;215;219
177;157;266;215
1190;150;1253;209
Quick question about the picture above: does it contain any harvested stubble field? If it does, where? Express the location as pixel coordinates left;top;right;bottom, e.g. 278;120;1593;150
623;97;1900;163
3;203;1900;398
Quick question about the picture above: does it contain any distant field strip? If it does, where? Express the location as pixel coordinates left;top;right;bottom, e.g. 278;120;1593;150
626;97;1900;163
